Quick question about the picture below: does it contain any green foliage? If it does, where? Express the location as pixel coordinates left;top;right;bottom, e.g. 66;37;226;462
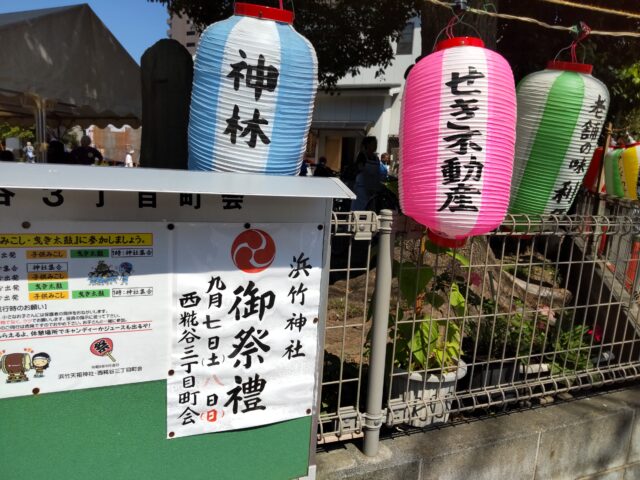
0;123;34;143
548;325;594;375
448;282;466;317
493;0;640;133
394;261;433;307
384;239;470;372
606;61;640;132
150;0;419;89
470;299;512;359
508;304;548;362
153;0;640;123
468;290;600;376
395;315;462;372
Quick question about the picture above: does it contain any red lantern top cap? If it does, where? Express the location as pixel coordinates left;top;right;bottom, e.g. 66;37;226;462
435;36;485;52
234;2;294;24
546;60;593;75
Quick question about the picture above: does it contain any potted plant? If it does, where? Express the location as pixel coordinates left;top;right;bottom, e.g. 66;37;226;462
386;273;467;427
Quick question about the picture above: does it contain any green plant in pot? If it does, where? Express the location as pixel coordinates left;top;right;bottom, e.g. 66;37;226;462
395;318;462;373
393;285;464;374
387;258;468;427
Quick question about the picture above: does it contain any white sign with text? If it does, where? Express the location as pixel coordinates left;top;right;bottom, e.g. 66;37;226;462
0;222;171;399
167;223;323;438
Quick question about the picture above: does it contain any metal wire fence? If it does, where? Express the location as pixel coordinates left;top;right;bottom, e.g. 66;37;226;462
318;194;640;447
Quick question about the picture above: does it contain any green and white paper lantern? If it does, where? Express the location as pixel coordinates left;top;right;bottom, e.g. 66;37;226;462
510;61;610;216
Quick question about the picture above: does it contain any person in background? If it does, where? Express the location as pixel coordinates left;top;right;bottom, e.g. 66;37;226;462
299;159;308;176
125;149;135;167
47;139;70;164
313;156;334;177
379;152;390;181
23;141;36;163
71;135;103;165
340;159;359;190
351;136;383;210
0;140;15;161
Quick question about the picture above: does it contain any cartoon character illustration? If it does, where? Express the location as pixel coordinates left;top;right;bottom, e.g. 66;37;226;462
88;260;134;286
87;260;120;286
1;353;31;383
32;352;51;378
118;262;134;285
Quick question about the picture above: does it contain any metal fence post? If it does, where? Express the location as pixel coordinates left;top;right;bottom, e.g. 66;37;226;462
363;209;393;457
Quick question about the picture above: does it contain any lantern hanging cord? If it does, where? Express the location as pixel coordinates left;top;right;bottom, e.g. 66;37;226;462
570;22;590;63
424;0;640;38
553;21;591;62
433;11;482;50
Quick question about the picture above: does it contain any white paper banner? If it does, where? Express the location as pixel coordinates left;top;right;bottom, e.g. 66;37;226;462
168;223;322;438
0;222;171;398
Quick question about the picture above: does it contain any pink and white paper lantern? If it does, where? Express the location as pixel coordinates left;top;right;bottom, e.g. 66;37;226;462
400;37;517;247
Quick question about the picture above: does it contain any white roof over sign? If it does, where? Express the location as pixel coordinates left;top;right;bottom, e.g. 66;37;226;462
0;163;355;199
0;4;141;128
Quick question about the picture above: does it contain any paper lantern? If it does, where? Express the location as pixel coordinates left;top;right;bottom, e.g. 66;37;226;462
188;3;318;175
399;37;517;247
582;146;603;194
620;143;640;200
604;147;624;198
509;61;610;216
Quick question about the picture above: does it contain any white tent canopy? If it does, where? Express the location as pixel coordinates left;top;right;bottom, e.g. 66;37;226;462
0;4;141;134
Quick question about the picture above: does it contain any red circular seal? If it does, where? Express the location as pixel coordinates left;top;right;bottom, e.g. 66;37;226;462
231;229;276;274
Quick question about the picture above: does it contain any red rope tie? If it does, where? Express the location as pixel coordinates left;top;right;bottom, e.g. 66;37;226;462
445;14;458;38
571;22;592;62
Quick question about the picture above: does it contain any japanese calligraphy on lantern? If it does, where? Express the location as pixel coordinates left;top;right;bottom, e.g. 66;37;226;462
167;223;322;438
0;222;171;399
438;64;487;214
209;27;282;163
549;93;608;215
224;49;279;148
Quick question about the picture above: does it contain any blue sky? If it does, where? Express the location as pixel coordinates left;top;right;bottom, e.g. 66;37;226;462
0;0;169;63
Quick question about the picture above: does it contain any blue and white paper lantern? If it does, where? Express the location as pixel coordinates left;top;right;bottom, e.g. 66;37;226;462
188;3;318;175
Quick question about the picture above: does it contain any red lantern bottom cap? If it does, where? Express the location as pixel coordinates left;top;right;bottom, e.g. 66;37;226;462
427;230;467;249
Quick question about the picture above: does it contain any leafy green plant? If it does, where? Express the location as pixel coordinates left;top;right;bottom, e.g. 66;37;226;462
468;299;512;360
466;295;552;363
508;306;549;363
394;316;462;372
0;122;34;143
384;239;469;373
548;325;595;375
394;261;434;308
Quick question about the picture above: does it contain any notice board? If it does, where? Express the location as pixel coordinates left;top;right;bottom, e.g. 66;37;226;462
0;164;350;480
